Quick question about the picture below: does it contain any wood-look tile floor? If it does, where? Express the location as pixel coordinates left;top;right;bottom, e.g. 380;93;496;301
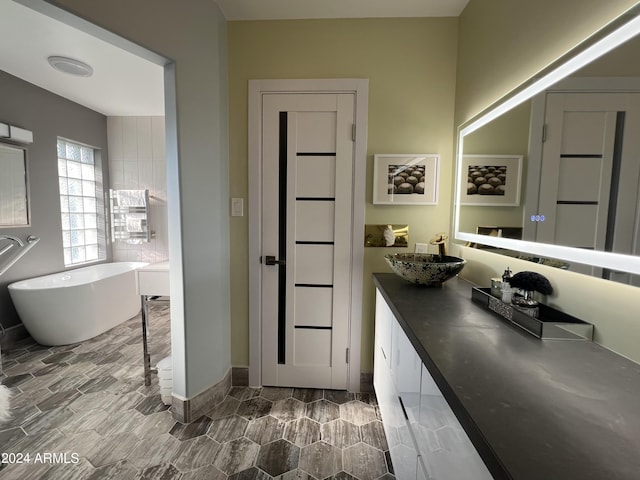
0;305;395;479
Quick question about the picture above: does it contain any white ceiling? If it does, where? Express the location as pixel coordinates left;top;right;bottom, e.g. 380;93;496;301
0;0;165;117
0;0;469;117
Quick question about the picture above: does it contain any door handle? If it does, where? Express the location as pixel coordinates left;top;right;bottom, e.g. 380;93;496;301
265;255;286;266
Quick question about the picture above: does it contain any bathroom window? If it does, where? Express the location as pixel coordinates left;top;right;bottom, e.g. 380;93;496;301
57;139;106;266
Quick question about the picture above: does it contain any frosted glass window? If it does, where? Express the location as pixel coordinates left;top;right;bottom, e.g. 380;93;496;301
58;138;106;267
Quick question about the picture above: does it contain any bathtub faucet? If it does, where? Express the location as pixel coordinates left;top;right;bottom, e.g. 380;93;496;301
0;235;25;247
0;235;40;277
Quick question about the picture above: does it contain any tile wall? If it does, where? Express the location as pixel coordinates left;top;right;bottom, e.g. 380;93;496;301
107;116;168;264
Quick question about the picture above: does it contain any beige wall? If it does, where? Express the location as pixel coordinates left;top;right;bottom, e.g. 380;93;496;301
455;0;639;124
455;0;640;363
228;18;459;370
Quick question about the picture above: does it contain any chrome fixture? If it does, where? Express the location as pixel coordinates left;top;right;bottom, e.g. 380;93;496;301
0;235;40;277
0;234;25;247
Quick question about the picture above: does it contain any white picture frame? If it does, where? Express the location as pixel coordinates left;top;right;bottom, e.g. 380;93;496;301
373;154;439;205
461;154;523;206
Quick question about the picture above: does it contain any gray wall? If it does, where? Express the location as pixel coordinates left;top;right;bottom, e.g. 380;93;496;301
52;0;231;399
0;69;109;330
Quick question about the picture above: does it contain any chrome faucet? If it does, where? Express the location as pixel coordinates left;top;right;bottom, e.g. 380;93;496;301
0;234;25;247
0;235;40;277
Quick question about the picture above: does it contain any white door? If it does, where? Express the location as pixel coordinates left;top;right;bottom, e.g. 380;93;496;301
536;92;640;278
260;93;355;389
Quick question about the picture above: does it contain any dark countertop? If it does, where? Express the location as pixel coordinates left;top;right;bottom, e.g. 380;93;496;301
373;273;640;480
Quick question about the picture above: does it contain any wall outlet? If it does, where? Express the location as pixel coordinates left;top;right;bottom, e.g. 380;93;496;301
414;242;429;253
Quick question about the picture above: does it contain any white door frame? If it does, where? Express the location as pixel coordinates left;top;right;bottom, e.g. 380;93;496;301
248;79;368;391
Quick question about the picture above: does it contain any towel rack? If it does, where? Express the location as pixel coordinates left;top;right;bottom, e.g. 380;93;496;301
109;189;152;243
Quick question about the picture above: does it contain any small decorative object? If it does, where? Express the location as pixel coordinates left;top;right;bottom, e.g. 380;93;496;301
490;277;503;297
509;271;553;318
0;384;10;424
460;154;523;206
501;286;515;304
383;225;396;246
373;154;440;205
501;267;513;303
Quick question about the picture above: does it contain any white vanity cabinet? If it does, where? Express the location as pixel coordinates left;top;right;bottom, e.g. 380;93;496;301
374;289;492;480
417;364;492;480
374;290;420;479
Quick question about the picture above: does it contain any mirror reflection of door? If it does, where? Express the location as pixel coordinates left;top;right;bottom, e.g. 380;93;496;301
533;92;640;282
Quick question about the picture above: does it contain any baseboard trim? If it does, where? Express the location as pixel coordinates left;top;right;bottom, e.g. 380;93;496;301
231;367;373;393
360;372;374;393
171;368;231;423
232;366;249;386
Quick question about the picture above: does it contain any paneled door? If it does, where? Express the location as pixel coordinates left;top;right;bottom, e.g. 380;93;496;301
260;93;355;389
536;92;640;279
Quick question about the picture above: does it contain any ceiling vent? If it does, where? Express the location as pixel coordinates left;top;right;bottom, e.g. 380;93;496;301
47;56;94;77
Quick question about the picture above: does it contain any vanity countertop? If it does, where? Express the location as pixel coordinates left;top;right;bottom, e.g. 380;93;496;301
373;273;640;480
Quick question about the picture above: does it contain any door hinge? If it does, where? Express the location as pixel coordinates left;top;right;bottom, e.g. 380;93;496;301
542;123;548;143
351;123;356;142
346;348;350;364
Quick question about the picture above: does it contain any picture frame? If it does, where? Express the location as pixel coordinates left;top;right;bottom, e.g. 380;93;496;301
460;154;523;206
373;154;439;205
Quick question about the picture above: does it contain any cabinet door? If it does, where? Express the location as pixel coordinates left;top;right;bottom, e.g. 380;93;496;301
417;364;492;480
375;290;393;369
392;320;422;425
374;340;417;480
391;318;421;479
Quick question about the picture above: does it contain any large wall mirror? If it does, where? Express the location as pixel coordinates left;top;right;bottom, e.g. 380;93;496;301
454;4;640;285
0;142;30;227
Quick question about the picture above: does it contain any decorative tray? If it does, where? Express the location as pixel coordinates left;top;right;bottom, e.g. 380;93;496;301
471;287;593;341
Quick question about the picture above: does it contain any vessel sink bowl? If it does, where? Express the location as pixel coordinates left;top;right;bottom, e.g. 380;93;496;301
384;253;466;286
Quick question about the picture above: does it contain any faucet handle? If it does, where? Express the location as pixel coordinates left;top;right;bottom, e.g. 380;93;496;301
429;232;448;244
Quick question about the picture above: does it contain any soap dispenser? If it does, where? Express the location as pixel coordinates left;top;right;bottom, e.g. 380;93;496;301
501;267;514;303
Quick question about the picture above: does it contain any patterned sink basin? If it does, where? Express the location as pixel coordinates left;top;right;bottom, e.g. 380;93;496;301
384;253;466;286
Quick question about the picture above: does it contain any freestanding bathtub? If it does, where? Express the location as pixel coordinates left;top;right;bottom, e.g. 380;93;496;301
8;262;148;346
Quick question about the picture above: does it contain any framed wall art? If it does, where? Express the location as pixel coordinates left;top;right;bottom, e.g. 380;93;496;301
461;154;523;206
373;154;439;205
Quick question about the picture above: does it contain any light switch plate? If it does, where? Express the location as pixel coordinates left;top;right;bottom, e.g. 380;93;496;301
231;198;244;217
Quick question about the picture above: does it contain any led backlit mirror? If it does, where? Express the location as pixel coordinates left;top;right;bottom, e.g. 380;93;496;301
454;4;640;282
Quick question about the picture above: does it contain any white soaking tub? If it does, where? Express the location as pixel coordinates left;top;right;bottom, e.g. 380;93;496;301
8;262;148;346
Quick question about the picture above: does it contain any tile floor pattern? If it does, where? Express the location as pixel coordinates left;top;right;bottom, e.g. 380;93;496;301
0;305;395;479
